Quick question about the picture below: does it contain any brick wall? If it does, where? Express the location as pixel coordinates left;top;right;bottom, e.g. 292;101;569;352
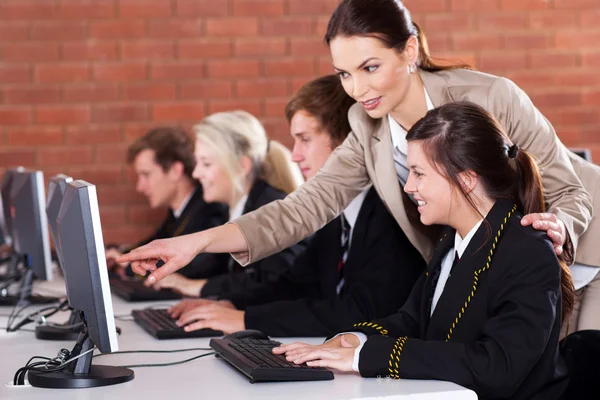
1;0;599;244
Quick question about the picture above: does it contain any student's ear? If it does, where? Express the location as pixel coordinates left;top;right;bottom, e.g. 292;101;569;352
458;170;478;194
239;156;253;178
168;161;185;180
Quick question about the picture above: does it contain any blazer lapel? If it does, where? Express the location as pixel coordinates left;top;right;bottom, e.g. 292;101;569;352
419;70;452;107
425;200;518;341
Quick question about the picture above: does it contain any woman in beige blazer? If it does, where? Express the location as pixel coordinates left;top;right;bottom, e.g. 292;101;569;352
120;0;600;332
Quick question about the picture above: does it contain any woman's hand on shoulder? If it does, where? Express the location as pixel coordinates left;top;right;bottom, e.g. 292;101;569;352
521;212;567;256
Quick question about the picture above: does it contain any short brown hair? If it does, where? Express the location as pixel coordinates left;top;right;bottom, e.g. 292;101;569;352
285;75;355;146
127;127;195;178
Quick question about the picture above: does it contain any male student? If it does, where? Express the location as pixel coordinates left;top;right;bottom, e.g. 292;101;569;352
106;127;228;279
165;75;426;336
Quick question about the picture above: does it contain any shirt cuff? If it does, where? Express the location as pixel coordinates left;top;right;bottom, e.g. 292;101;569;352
327;332;367;372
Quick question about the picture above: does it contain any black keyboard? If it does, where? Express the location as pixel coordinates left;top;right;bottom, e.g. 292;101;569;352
131;309;223;340
210;337;334;383
110;278;181;302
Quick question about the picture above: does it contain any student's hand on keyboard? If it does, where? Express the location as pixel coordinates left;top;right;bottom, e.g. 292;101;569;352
105;248;128;277
146;273;206;297
175;303;244;334
273;335;358;372
169;299;234;318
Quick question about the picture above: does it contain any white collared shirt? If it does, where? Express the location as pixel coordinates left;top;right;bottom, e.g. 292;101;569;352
172;190;194;219
228;194;249;222
347;219;483;372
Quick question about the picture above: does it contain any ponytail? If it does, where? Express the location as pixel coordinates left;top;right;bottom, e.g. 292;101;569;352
261;140;304;194
512;147;575;324
412;22;473;72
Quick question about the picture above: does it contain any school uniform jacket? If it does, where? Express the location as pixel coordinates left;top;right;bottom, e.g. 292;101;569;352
221;187;425;337
200;179;307;297
126;184;229;279
345;199;569;400
230;68;599;269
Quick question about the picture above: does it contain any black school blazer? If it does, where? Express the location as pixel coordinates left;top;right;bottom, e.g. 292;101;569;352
347;199;569;400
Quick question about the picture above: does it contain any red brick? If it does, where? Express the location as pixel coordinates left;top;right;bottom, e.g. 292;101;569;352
452;33;503;51
95;144;130;164
504;71;557;89
178;39;232;59
120;41;175;60
59;0;116;19
96;185;144;206
90;20;145;39
0;149;36;168
124;123;158;141
404;0;448;13
127;207;167;225
581;129;600;145
262;119;290;140
580;10;600;27
0;107;31;125
424;34;451;52
236;79;288;98
0;23;30;40
0;1;60;20
505;33;551;50
423;14;473;32
70;167;123;185
38;147;94;166
264;59;315;77
555;0;600;9
317;57;335;75
93;63;147;82
61;42;118;61
475;14;526;30
500;0;550;11
529;52;579;69
207;60;260;78
31;22;88;41
175;0;228;17
260;17;313;36
291;77;313;94
235;38;287;57
530;92;582;107
432;52;478;69
5;127;64;146
93;104;148;123
583;90;600;105
233;0;284;16
150;62;204;80
289;38;329;56
205;18;259;36
554;71;600;87
288;0;339;14
123;83;176;101
449;0;499;11
181;81;233;99
0;66;31;84
117;0;172;18
2;43;60;62
557;32;600;49
529;12;579;29
152;103;205;122
36;106;91;125
66;125;123;145
208;99;262;117
5;86;62;104
312;16;330;36
63;84;120;103
146;20;203;38
582;53;600;67
99;206;127;226
264;98;288;118
553;109;599;126
102;225;154;244
35;64;90;83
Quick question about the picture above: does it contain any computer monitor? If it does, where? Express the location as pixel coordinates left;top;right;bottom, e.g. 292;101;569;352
0;167;24;246
28;180;134;388
34;174;82;341
570;148;593;163
0;170;57;305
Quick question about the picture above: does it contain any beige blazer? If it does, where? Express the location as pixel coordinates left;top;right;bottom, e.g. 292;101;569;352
232;69;599;268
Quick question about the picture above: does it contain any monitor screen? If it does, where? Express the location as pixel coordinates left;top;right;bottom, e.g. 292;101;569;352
1;167;24;245
57;180;118;353
10;170;52;281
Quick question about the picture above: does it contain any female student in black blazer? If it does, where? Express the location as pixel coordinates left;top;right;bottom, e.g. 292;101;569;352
147;110;306;296
275;102;575;400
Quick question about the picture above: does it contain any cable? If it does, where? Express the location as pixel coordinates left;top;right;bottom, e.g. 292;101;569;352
93;347;212;357
119;351;216;369
0;326;36;332
13;347;97;385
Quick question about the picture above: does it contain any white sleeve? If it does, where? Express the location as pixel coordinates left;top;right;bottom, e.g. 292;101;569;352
326;332;368;372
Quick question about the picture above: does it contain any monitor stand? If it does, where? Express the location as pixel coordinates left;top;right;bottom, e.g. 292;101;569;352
28;329;134;388
35;308;83;341
0;267;60;306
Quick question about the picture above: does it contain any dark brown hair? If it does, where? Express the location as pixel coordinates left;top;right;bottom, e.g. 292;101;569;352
325;0;471;72
285;75;355;147
406;101;574;323
127;126;196;179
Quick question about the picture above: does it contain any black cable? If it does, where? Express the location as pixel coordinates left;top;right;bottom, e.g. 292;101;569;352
0;326;36;332
119;351;216;369
93;347;212;357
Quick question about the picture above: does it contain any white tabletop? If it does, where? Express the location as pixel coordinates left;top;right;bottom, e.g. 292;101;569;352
0;277;477;400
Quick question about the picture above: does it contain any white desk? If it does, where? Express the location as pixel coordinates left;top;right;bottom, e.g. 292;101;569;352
0;279;477;400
